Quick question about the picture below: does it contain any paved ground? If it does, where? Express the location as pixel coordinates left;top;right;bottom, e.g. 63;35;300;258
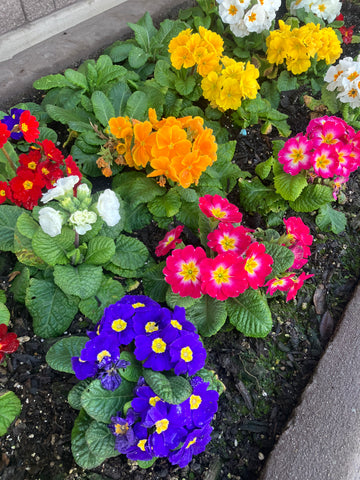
0;1;360;479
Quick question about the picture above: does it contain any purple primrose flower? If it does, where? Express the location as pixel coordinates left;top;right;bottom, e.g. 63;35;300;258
168;423;213;468
100;302;135;345
109;408;138;454
134;327;177;371
169;333;207;376
1;108;24;140
131;385;163;421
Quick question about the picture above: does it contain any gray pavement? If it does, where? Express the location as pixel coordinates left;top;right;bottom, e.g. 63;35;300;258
0;1;360;479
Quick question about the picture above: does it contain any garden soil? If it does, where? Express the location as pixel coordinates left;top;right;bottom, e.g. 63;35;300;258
1;3;360;480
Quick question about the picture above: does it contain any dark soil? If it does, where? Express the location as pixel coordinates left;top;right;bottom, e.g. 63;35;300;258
2;3;360;480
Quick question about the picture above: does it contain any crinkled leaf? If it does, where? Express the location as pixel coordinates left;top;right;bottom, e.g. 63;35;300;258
186;296;227;337
124;91;148;121
109;81;132;117
9;266;30;304
91;91;115;127
255;157;274;180
112;235;149;270
274;171;308;201
239;177;285;214
54;264;103;300
113;171;164;207
46;336;88;373
68;379;92;410
226;290;272;338
119;351;143;383
0;391;21;436
85;421;119;459
143;369;192;404
196;368;225;395
85;236;116;265
316;203;347;234
25;278;79;338
64;69;89;91
165;288;197;310
289;184;333;212
148;189;181;218
174;76;196;96
128;46;150;69
0;303;10;325
33;74;73;90
32;226;75;266
142;262;168;302
262;242;295;278
0;205;24;252
81;378;134;423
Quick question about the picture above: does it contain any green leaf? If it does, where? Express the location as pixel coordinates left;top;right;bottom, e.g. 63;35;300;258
81;379;134;423
109;81;132;116
289;184;333;212
113;171;164;207
226;290;273;338
46;336;88;373
142;262;168;302
108;43;133;63
138;459;157;469
64;69;89;91
68;379;92;410
176;200;200;232
196;368;225;395
112;235;149;270
262;242;295;278
119;351;142;383
148;189;181;217
255;157;274;180
142;369;192;404
78;276;125;323
32;226;75;266
0;205;24;252
16;212;39;239
53;264;103;300
91;91;115;127
274;171;308;201
128;46;150;69
38;126;58;143
0;303;10;325
165;288;197;310
71;409;107;469
33;74;72;90
277;70;298;91
152;18;188;54
25;278;79;337
316;204;347;234
239;177;284;214
85;421;119;459
174;76;196;96
45;105;93;132
9;266;30;304
124;91;148;120
122;201;152;233
0;391;21;436
186;296;227;337
154;59;173;87
85;236;116;265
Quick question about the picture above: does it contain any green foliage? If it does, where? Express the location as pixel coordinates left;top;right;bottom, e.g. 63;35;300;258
186;296;227;337
0;391;21;436
143;369;192;404
46;336;88;373
315;204;347;234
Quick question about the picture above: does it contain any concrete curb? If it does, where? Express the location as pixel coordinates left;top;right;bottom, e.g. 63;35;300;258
0;0;195;111
259;283;360;480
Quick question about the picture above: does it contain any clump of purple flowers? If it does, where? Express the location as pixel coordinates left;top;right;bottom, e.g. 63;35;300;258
71;295;220;468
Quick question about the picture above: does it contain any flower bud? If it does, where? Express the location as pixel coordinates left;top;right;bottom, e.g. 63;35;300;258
96;189;121;227
69;209;97;235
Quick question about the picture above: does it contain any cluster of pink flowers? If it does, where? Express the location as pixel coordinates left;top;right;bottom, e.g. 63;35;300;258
278;116;360;199
157;195;313;302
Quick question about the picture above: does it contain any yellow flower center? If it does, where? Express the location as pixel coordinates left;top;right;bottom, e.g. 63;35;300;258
347;72;359;81
333;70;343;81
0;189;5;197
28;161;37;170
115;422;128;435
186;437;197;449
220;234;236;251
155;418;169;434
348;89;358;98
42;167;50;175
180;261;199;282
248;12;257;22
318;3;326;11
171;319;183;330
151;337;166;353
316;154;331;169
111;319;127;332
212;265;230;285
145;321;159;333
190;394;202;410
228;5;238;15
23;180;33;190
132;302;145;308
321;133;337;145
289;148;304;163
180;346;193;363
149;396;161;407
165;235;175;246
21;123;29;133
244;256;258;275
97;349;111;362
137;439;147;451
210;207;226;218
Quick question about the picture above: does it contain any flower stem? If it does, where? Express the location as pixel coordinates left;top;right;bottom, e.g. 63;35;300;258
74;231;79;248
1;146;17;172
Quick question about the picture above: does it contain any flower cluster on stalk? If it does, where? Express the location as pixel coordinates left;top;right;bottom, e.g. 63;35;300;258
325;56;360;108
266;21;342;75
216;0;281;37
100;109;217;188
278;115;360;199
0;109;82;210
71;295;218;468
161;195;313;302
168;27;260;111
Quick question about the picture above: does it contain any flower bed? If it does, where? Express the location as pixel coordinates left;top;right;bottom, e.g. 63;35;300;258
1;0;360;478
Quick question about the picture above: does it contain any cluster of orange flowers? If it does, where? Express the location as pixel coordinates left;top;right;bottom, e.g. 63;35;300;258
98;109;217;189
168;26;260;111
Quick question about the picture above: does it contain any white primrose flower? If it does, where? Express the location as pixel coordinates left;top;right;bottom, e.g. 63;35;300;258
77;183;91;198
69;209;97;235
219;0;245;24
337;82;360;108
41;175;79;203
310;0;341;23
243;4;266;33
38;207;63;237
96;189;121;227
230;18;249;37
325;58;355;91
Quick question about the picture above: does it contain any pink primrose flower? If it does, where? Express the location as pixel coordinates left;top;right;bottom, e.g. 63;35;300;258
311;144;338;178
155;225;184;257
199;194;243;223
265;274;295;296
289;244;311;269
333;143;354;177
283;217;313;247
286;272;314;301
200;252;248;301
242;242;273;290
207;222;252;255
332;176;349;200
163;245;206;298
278;134;313;175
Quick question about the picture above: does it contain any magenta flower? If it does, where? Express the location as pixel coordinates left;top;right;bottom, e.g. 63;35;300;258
199;194;243;223
155;225;184;256
207;222;252;255
265;274;296;296
278;133;313;175
286;272;314;301
312;144;338;178
242;242;273;290
283;217;313;247
200;252;248;300
333;143;355;177
163;245;207;298
289;244;311;269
